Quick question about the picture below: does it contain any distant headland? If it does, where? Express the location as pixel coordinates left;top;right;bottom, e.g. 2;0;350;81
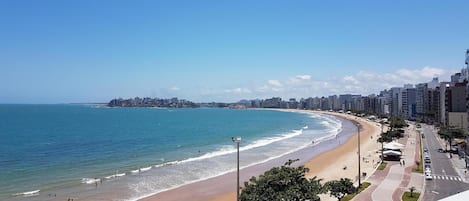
107;97;199;108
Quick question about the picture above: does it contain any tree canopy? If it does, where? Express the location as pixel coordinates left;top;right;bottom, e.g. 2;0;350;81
324;178;357;201
438;127;466;158
389;117;408;131
240;159;324;201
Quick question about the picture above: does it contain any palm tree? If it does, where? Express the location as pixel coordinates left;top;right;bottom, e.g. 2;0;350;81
409;186;416;197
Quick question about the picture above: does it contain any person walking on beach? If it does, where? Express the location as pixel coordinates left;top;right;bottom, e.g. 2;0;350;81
403;159;405;166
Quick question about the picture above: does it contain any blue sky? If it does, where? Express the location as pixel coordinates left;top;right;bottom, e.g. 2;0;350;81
1;0;468;103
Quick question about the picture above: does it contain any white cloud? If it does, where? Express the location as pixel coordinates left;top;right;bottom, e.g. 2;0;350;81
289;74;312;84
170;86;180;91
219;66;459;100
268;80;283;87
342;76;359;85
224;87;252;94
397;66;446;79
295;75;311;80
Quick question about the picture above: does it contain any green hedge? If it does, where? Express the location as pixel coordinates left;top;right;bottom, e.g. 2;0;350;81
342;182;371;201
412;131;423;173
402;191;420;201
378;162;387;170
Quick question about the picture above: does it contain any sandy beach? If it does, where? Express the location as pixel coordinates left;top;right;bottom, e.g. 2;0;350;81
304;111;382;201
140;110;382;201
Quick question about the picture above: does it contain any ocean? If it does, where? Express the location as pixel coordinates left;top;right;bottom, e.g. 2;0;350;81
0;104;343;201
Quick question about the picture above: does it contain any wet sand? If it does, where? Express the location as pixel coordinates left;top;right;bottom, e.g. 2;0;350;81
140;110;382;201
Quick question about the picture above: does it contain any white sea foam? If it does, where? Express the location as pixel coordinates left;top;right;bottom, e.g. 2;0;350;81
105;175;115;179
166;128;305;166
313;114;342;134
116;173;126;177
78;111;344;201
126;114;344;201
104;172;126;180
12;190;40;196
81;178;100;184
140;166;152;172
126;129;335;201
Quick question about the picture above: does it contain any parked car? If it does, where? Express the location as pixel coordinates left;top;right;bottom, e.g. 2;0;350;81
424;153;430;158
425;172;433;180
425;167;431;173
425;157;431;163
423;148;428;153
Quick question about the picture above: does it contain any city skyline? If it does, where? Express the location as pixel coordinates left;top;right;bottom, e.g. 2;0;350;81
1;1;468;104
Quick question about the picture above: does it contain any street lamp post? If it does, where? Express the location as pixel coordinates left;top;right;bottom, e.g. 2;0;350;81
232;136;241;201
380;122;384;161
356;123;361;188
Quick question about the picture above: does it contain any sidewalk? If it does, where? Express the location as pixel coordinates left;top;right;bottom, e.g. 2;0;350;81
353;123;423;201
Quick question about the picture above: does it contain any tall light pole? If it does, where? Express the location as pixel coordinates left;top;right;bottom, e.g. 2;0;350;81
380;122;384;161
356;123;361;188
232;136;241;201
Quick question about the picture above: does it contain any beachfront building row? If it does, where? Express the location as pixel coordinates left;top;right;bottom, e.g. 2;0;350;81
243;49;469;131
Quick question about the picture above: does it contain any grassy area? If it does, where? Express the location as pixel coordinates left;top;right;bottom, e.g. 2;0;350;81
378;162;387;170
402;192;420;201
342;182;371;201
412;131;424;173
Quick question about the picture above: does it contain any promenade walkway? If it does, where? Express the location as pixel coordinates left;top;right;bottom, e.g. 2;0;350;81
354;124;423;201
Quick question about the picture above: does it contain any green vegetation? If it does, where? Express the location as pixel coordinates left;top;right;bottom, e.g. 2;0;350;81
413;160;423;173
324;178;357;201
378;117;407;145
389;117;408;130
341;182;371;201
378;162;387;170
402;191;420;201
240;159;324;201
438;127;465;158
413;136;423;173
240;159;367;201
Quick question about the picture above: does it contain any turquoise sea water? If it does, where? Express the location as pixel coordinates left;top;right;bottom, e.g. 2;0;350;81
0;105;342;200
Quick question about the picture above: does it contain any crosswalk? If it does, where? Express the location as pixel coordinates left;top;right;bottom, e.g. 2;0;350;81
431;175;463;181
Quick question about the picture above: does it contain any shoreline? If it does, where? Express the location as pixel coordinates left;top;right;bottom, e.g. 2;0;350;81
140;109;382;201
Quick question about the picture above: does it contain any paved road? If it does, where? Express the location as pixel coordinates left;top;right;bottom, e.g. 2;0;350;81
421;124;469;201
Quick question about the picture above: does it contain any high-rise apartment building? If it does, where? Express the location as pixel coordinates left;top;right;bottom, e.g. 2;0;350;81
402;86;417;120
416;83;428;122
390;87;403;117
